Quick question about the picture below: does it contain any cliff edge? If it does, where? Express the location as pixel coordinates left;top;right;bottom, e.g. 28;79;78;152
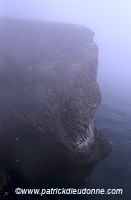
0;18;111;187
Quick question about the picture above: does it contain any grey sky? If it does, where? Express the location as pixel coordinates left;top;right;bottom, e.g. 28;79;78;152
0;0;131;84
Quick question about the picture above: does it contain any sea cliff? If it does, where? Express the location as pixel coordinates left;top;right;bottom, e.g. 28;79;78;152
0;17;111;192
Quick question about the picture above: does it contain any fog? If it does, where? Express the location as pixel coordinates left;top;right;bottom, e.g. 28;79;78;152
0;1;131;198
0;0;131;88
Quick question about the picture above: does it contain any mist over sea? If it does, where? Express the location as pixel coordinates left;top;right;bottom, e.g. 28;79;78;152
0;1;131;199
88;69;131;200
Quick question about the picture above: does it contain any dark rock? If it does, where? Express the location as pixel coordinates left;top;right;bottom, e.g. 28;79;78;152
0;169;10;197
0;17;111;185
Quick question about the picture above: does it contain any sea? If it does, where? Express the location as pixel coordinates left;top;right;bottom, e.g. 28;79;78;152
87;68;131;200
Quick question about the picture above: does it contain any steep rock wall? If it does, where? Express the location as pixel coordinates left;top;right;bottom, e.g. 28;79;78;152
0;18;111;182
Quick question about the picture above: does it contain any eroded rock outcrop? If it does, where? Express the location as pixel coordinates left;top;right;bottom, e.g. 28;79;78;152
0;17;111;182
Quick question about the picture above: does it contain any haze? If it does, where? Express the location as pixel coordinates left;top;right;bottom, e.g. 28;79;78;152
0;0;131;86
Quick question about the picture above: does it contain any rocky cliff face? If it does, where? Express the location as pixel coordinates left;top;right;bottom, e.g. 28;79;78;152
0;18;111;185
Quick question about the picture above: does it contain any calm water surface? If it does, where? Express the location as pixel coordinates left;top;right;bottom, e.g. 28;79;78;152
88;73;131;200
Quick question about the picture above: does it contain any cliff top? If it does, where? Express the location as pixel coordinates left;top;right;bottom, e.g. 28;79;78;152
0;17;95;63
